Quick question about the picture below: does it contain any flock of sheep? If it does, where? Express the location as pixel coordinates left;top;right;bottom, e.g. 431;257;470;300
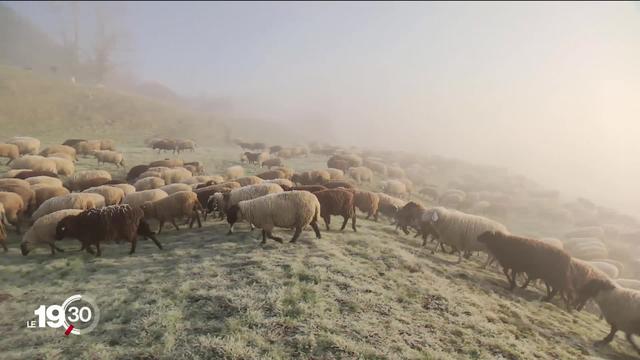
1;136;640;356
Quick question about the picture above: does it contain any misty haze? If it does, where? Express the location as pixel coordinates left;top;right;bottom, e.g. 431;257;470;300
1;2;640;359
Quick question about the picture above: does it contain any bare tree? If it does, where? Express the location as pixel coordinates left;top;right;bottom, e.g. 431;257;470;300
91;2;129;84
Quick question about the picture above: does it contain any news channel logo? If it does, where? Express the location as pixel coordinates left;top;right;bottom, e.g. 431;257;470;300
26;294;100;336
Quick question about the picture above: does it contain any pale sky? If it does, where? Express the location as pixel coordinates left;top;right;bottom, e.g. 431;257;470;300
7;1;640;215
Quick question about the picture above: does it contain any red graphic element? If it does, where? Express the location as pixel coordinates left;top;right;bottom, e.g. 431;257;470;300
64;325;74;336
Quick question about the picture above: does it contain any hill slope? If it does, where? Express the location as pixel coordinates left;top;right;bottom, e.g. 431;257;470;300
0;64;229;145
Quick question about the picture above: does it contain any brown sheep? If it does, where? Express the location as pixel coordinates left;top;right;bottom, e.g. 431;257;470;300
327;157;350;172
140;191;203;233
313;188;357;232
323;180;355;189
127;165;151;182
0;143;20;165
354;190;379;221
151;139;177;153
149;158;183;168
477;231;572;307
14;171;59;179
261;158;282;169
288;185;328;193
55;204;161;256
34;186;70;208
568;258;612;311
196;182;241;219
395;201;426;235
291;170;330;185
256;170;286;180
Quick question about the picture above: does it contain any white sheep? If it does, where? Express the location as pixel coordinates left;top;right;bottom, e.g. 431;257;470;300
0;143;20;165
110;183;136;196
348;166;373;183
263;179;295;188
7;136;40;155
33;186;70;208
387;166;405;178
9;155;57;173
274;167;294;179
422;206;509;264
325;168;344;180
123;189;168;208
134;176;166;191
94;150;125;168
20;209;84;255
46;152;75;162
160;183;193;195
39;145;77;160
75;140;101;156
235;176;264;187
616;279;640;290
32;193;105;221
228;191;322;243
381;179;408;197
566;226;605;239
47;157;75;176
0;191;25;232
66;170;112;192
225;165;245;180
161;167;192;184
25;176;63;188
577;278;640;355
212;183;284;232
587;261;620;279
82;186;125;206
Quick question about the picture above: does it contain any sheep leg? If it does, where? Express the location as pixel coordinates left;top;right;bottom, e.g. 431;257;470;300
267;232;283;243
339;216;349;231
351;214;357;232
5;158;12;165
542;286;558;302
481;255;494;269
158;221;165;234
520;276;531;289
431;241;441;254
1;242;7;252
49;243;56;255
171;220;180;231
290;227;302;243
147;234;163;250
261;230;267;244
504;268;516;290
194;211;202;228
129;237;137;255
310;221;321;239
95;241;102;257
626;333;640;355
323;216;330;231
454;251;463;264
595;325;618;346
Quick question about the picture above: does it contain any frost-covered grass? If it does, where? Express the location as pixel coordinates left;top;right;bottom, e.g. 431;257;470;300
0;147;638;359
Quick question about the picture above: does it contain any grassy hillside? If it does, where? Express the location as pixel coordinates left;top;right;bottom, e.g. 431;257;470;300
0;148;639;359
0;64;228;145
